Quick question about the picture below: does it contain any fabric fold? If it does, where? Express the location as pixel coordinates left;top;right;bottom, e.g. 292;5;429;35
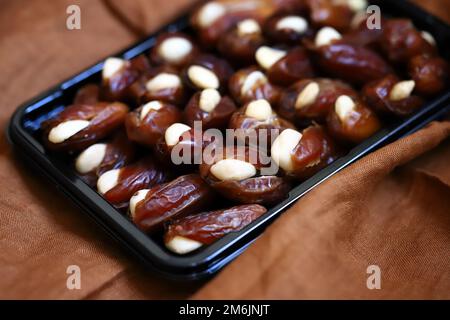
193;121;450;299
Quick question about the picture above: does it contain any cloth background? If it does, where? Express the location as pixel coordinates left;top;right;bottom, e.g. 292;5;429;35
0;0;448;299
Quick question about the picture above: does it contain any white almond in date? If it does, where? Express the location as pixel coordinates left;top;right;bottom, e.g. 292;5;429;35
75;143;107;174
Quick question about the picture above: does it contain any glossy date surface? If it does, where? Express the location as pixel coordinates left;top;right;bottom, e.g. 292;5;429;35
267;47;315;87
217;19;265;65
326;96;381;144
149;32;199;69
307;0;354;31
125;102;182;146
200;146;291;205
408;54;449;96
127;66;186;106
312;41;393;86
190;0;277;47
229;67;281;105
380;19;436;63
73;84;100;105
42;102;128;152
183;91;237;129
165;204;267;245
183;54;234;92
278;78;357;124
101;158;169;210
132;174;215;232
263;13;312;45
288;125;338;179
229;100;296;146
77;131;136;186
102;55;152;102
362;74;424;116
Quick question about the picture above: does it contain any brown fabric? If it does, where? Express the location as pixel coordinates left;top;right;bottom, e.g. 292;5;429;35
0;0;199;300
104;0;196;37
193;121;450;299
0;0;449;299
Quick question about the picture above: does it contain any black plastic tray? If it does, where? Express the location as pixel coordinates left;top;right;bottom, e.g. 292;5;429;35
7;0;450;280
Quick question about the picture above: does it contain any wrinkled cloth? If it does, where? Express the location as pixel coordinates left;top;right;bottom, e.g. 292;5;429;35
0;0;449;300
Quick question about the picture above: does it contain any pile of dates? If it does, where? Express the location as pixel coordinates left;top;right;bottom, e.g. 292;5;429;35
41;0;449;255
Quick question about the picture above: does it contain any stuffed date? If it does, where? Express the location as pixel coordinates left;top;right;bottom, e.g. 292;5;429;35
326;94;381;144
278;78;357;124
217;18;265;65
128;174;215;233
255;46;315;87
228;99;295;147
42;102;128;152
379;19;436;63
164;204;267;254
263;13;312;45
362;75;424;116
101;56;151;102
75;131;136;186
125;101;182;146
199;145;291;205
97;158;169;210
271;125;338;180
309;27;392;85
149;32;199;69
228;66;281;105
127;66;186;106
183;89;237;129
183;54;234;92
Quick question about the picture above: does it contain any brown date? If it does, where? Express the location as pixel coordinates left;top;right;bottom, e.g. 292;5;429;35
73;84;100;105
346;11;385;48
306;0;354;31
75;131;136;187
149;32;199;69
271;125;338;180
309;28;393;86
129;174;215;233
362;74;424;117
326;94;381;144
217;18;265;65
127;66;186;107
97;157;169;210
278;78;357;124
273;0;309;12
190;0;275;47
408;54;449;96
42;102;129;152
228;66;281;106
183;89;237;130
256;46;315;87
125;101;182;147
263;13;313;45
154;123;215;168
380;19;436;64
183;54;234;92
101;55;151;102
199;145;291;205
164;204;267;254
228;99;296;148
